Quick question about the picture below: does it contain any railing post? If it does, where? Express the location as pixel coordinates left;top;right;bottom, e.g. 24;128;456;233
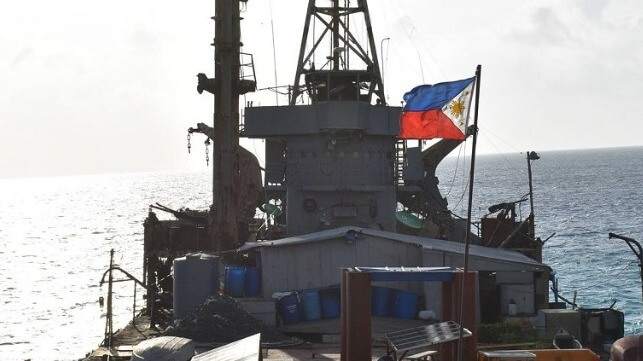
104;249;114;349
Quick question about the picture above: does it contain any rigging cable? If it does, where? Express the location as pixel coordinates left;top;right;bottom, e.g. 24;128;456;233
396;0;445;81
268;0;279;105
376;1;416;83
554;259;635;309
477;129;532;187
479;131;519;165
384;0;443;82
349;2;365;62
482;127;524;154
444;142;466;197
451;141;470;212
413;34;425;83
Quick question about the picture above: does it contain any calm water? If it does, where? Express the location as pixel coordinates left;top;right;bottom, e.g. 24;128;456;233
0;171;211;361
1;146;642;360
441;146;643;331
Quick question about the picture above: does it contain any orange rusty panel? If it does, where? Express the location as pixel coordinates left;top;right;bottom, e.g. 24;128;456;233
440;271;478;361
481;218;522;247
341;270;348;361
341;270;372;361
527;349;599;361
144;219;210;255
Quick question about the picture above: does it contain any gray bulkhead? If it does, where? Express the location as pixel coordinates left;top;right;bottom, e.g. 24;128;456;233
244;101;402;236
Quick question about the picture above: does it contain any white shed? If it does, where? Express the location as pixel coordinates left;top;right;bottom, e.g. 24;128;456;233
240;226;550;320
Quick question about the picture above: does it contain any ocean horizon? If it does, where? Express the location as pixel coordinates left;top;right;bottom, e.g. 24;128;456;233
1;144;641;181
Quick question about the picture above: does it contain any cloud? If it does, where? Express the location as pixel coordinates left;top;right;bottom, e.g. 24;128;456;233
576;0;610;21
509;7;572;46
129;29;159;52
9;47;32;68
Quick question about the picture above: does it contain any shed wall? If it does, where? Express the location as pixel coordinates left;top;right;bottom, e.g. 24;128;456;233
259;235;423;297
420;248;547;319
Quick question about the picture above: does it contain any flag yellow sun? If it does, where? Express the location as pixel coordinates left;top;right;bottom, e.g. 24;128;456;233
449;100;465;118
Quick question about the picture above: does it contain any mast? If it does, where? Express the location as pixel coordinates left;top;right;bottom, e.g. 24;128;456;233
526;151;540;238
212;0;241;252
458;64;481;361
290;0;386;105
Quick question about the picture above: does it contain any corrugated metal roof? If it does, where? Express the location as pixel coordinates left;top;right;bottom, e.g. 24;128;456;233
240;226;548;270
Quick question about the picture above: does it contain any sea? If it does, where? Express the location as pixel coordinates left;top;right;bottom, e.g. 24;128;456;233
0;146;642;360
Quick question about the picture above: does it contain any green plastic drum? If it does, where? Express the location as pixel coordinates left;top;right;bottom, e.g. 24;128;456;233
395;211;423;229
261;203;283;217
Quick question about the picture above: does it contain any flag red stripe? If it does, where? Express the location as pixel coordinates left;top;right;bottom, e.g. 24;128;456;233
398;110;466;140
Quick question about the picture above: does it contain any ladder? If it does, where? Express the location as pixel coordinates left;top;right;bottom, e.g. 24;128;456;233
395;139;406;186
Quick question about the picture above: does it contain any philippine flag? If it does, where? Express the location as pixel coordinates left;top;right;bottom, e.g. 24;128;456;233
398;77;476;140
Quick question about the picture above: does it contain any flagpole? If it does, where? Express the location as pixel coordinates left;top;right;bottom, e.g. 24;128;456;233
457;64;481;361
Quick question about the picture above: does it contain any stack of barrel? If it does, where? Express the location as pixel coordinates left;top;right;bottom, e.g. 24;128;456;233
173;257;268;321
223;266;262;298
277;287;341;324
371;286;418;319
276;285;419;324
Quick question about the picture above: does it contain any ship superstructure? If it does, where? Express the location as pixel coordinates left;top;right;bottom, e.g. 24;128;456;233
244;0;468;240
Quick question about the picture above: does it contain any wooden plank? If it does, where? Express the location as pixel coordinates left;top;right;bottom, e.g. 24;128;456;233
282;245;297;291
406;244;423;294
399;241;412;292
370;237;401;265
328;241;345;286
261;249;278;297
355;234;370;266
294;242;322;289
320;240;335;285
330;239;354;274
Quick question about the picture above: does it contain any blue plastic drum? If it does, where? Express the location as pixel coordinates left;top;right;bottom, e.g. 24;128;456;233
371;286;392;316
300;289;322;321
320;287;341;318
390;289;418;319
244;267;261;297
279;293;303;324
224;267;245;297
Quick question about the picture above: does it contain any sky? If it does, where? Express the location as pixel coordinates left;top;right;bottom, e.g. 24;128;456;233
1;0;642;178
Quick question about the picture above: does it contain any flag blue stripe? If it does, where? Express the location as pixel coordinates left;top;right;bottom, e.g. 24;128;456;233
403;77;475;112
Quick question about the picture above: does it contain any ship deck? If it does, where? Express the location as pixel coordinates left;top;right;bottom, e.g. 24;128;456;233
82;315;393;361
82;315;162;361
82;315;610;361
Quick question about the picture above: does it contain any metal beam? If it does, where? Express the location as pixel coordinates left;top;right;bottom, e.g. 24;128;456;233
212;0;241;251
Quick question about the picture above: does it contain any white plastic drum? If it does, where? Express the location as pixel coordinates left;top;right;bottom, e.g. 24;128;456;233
173;253;219;320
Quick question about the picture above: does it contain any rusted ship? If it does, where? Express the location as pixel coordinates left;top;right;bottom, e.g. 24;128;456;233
82;1;623;360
